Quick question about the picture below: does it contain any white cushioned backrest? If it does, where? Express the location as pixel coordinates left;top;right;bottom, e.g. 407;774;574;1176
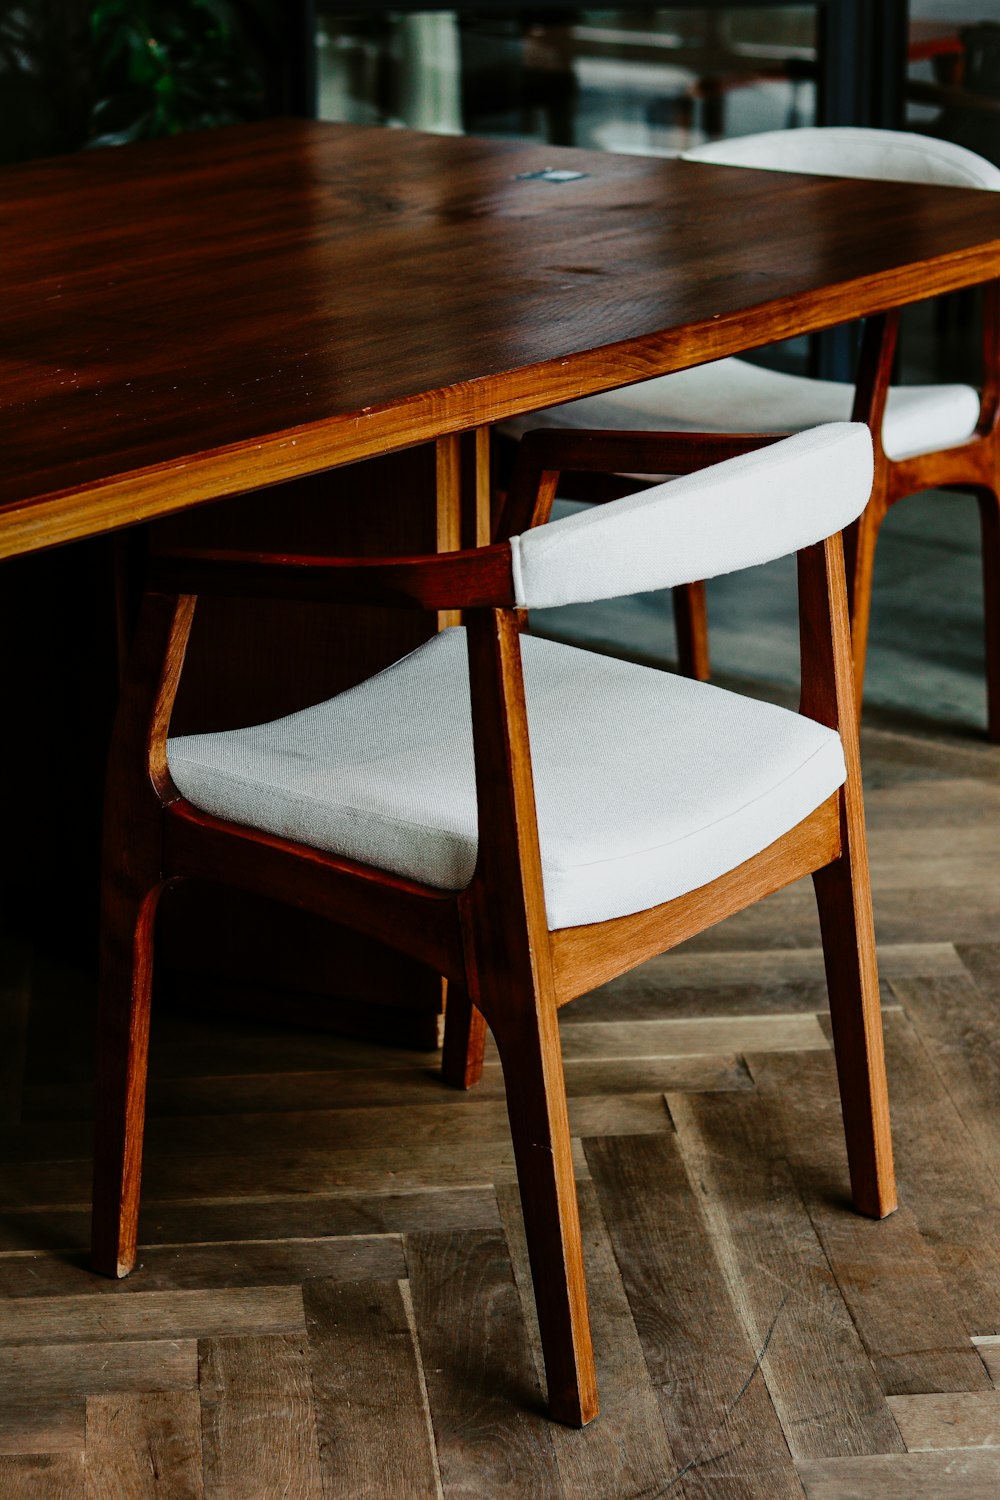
683;126;1000;191
510;423;873;611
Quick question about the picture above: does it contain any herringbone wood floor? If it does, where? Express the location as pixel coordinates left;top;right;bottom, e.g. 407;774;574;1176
2;717;1000;1498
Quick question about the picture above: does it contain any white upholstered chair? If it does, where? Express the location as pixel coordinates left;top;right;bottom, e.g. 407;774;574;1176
502;127;1000;735
92;422;894;1427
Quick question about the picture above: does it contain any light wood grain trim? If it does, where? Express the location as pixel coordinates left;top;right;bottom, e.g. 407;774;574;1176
475;429;491;545
6;247;1000;561
550;794;842;1006
436;434;463;631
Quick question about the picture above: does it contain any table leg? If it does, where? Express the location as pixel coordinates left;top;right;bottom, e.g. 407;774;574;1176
437;428;492;626
463;427;493;549
436;435;463;631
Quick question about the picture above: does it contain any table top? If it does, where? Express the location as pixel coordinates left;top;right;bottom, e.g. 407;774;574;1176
3;118;1000;556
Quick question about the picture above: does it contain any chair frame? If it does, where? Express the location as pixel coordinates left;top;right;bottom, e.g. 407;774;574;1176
92;430;895;1428
555;292;1000;735
845;289;1000;737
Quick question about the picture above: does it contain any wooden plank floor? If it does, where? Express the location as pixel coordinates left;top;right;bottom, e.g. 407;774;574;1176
1;717;999;1498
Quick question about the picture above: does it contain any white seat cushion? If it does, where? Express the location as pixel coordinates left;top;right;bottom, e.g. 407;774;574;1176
499;356;980;464
167;629;846;931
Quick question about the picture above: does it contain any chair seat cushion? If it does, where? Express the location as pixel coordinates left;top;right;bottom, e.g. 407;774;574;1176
167;629;846;931
500;356;980;464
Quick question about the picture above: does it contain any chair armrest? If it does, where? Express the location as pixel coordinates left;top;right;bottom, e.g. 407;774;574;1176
148;544;516;611
500;429;791;537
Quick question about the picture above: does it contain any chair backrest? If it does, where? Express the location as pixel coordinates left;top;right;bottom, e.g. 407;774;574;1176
509;423;873;610
683;126;1000;191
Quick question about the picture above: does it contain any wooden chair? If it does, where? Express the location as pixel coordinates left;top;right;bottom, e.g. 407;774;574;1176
92;423;895;1428
501;127;1000;736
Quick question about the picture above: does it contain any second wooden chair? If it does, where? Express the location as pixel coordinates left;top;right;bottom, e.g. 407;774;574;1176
500;128;1000;735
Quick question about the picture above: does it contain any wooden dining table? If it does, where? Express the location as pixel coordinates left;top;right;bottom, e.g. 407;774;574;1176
3;117;1000;1037
5;115;1000;555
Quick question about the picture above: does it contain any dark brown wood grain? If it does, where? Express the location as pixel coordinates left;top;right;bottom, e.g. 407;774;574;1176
405;1229;563;1493
672;577;711;682
0;1402;84;1460
810;1198;994;1398
495;1176;683;1497
0;1454;85;1499
84;1392;203;1500
586;1132;807;1500
668;1090;906;1456
157;453;446;734
0;1287;304;1346
4;120;1000;557
888;971;1000;1179
120;1050;747;1116
797;1450;1000;1496
731;1043;991;1399
0;1190;502;1258
752;1015;1000;1337
303;1279;439;1499
0;1240;404;1301
0;1342;197;1403
199;1334;323;1499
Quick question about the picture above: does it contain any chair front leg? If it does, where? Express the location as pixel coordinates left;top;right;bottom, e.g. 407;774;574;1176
799;536;895;1219
812;849;895;1219
484;983;597;1426
91;878;163;1278
462;606;596;1425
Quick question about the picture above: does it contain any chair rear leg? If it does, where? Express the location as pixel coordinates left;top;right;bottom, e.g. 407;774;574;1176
977;484;1000;742
843;498;885;721
812;851;896;1220
441;982;487;1089
91;883;160;1279
673;580;710;681
490;1000;597;1426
